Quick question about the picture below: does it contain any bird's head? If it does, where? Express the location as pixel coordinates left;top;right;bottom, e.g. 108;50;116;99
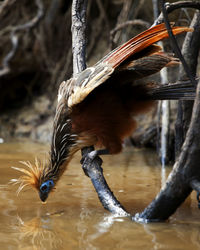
11;114;79;202
11;159;56;202
11;150;75;202
11;80;80;202
11;112;78;202
39;179;54;202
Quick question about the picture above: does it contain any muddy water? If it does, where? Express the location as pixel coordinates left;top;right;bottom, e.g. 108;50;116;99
0;142;200;250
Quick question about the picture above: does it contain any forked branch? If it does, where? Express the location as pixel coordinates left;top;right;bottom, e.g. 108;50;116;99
134;2;200;221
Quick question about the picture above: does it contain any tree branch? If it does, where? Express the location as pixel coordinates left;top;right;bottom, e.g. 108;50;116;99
134;79;200;222
153;1;200;26
175;11;200;158
71;0;88;76
160;0;196;86
133;3;200;222
110;20;150;49
71;0;129;216
0;0;44;77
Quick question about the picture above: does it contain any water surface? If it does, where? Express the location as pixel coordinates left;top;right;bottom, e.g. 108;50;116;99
0;142;199;250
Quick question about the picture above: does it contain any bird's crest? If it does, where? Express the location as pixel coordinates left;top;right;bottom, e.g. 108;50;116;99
10;158;46;195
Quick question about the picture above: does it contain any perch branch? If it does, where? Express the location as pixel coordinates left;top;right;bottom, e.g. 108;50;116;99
71;0;129;216
0;0;44;77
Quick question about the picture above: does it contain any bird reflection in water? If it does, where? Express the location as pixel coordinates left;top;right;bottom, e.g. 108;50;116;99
14;215;62;249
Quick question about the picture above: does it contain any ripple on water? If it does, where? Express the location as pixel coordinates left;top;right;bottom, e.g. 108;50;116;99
0;142;200;250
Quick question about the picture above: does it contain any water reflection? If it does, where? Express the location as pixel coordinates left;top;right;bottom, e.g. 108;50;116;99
0;143;200;250
15;216;62;249
88;214;125;240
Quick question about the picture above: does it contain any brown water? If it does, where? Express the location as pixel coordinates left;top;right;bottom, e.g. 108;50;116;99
0;142;200;250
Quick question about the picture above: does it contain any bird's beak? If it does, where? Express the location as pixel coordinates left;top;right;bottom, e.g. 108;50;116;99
39;191;49;202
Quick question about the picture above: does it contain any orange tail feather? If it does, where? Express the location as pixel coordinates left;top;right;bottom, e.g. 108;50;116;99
105;23;193;68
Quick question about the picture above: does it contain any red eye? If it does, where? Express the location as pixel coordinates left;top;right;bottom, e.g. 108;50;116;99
41;184;47;191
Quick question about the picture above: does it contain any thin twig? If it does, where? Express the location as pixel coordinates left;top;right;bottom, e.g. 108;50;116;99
112;0;132;46
96;0;110;31
153;0;200;26
153;0;170;166
110;20;150;49
0;0;44;77
161;0;196;86
110;19;150;38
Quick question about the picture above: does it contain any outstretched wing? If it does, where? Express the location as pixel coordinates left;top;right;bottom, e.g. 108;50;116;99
60;23;192;108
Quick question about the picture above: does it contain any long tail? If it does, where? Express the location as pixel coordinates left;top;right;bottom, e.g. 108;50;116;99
147;80;197;100
104;23;193;68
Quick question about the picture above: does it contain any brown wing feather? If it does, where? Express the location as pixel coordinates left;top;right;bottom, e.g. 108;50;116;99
61;24;192;108
104;24;193;68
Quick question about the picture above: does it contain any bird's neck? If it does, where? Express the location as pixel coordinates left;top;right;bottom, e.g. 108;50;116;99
46;100;79;181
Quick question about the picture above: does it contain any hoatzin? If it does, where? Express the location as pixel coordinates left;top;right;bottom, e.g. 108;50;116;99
12;24;195;202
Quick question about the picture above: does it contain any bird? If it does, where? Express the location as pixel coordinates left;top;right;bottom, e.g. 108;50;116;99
12;23;195;202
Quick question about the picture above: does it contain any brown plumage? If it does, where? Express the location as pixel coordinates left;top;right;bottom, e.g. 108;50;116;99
12;24;194;201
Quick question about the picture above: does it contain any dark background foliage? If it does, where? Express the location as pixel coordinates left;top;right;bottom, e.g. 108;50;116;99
0;0;198;143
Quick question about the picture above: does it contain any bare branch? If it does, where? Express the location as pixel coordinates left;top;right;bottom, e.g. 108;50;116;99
153;0;200;26
134;78;200;222
71;0;88;76
71;0;129;216
160;0;196;86
0;0;44;77
133;4;200;221
110;19;150;48
175;11;200;158
96;0;110;30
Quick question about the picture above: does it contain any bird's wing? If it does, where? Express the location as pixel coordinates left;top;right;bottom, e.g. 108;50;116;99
60;23;192;108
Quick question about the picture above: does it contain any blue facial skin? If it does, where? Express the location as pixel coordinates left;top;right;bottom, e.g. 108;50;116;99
39;180;54;202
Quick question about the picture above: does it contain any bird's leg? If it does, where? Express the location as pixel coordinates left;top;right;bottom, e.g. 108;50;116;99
83;149;109;160
87;149;110;160
81;149;109;176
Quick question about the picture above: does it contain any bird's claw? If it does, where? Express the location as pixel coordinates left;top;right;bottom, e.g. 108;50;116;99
81;150;103;177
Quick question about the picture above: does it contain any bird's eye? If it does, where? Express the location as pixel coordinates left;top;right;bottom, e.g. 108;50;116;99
40;180;54;193
40;184;48;192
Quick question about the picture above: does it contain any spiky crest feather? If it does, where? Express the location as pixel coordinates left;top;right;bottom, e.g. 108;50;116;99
10;158;46;194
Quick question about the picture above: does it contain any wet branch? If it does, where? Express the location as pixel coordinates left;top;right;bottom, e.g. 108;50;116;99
71;0;129;216
133;4;200;221
175;11;200;158
134;79;200;222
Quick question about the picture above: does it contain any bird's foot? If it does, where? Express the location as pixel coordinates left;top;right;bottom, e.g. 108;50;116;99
81;150;104;177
